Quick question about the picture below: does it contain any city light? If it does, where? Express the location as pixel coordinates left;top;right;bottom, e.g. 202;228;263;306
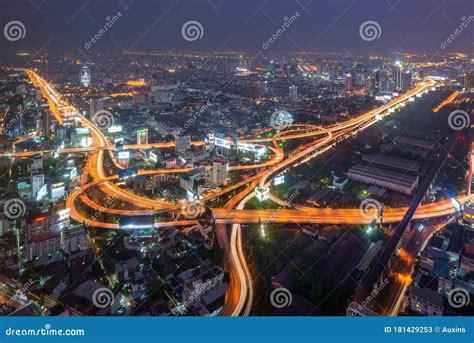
0;1;472;333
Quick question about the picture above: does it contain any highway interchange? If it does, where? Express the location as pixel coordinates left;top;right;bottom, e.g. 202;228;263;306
10;69;470;316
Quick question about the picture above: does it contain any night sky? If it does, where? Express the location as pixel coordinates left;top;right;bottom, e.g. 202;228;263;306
0;0;473;54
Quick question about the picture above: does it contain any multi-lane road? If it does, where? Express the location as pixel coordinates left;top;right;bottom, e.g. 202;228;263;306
22;68;466;317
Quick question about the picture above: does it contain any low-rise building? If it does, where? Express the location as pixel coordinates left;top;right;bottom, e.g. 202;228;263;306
404;286;443;316
347;164;418;195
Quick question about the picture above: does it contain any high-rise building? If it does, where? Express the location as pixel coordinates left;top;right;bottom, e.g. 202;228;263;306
289;85;298;99
53;206;70;231
80;66;91;87
89;98;104;118
51;182;66;202
209;159;228;186
61;225;88;254
41;111;51;146
175;135;191;153
464;73;474;92
0;213;9;237
54;124;66;143
395;67;403;90
24;213;53;241
137;128;148;145
26;231;61;261
402;71;412;91
31;156;43;174
374;70;380;85
31;173;45;200
345;73;353;91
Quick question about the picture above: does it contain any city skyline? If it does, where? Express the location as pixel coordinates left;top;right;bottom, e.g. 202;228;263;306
0;0;473;331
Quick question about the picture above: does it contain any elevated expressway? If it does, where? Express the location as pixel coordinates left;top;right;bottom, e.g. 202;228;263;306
23;69;463;318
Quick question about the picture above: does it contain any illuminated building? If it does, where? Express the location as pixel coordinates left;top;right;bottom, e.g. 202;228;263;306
0;213;9;237
345;73;353;91
402;71;412;90
53;206;70;230
26;231;61;261
404;286;443;316
30;156;43;174
41;111;51;146
31;173;45;200
464;73;474;92
54;124;66;143
80;66;91;87
24;213;53;241
255;186;270;201
137;128;148;145
395;66;403;90
463;202;474;226
209;159;228;186
17;181;31;199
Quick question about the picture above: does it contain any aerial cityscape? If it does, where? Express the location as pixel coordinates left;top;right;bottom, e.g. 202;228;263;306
0;0;473;320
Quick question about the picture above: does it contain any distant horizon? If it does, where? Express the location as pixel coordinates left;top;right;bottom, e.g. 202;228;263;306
2;49;471;57
0;0;473;55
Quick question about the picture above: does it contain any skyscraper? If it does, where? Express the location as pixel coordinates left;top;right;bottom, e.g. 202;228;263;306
394;66;403;91
31;173;45;200
402;71;412;91
42;111;51;146
81;66;91;87
345;73;354;92
54;124;66;143
464;73;474;92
